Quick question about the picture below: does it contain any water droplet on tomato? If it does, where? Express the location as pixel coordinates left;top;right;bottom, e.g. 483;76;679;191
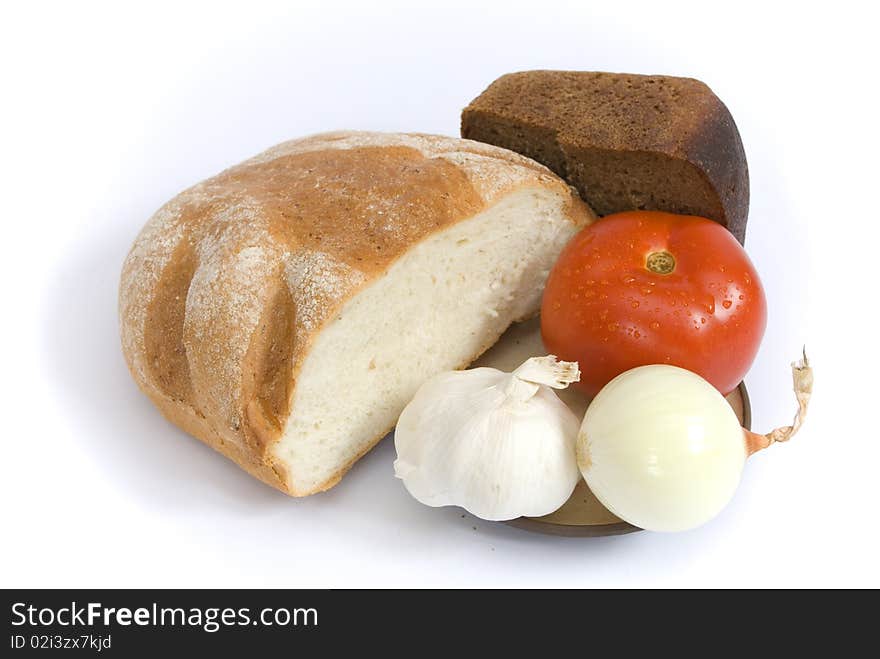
700;317;706;324
722;300;732;309
650;321;660;330
623;275;636;284
631;301;640;309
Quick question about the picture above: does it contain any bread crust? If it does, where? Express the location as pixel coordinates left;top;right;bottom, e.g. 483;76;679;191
461;71;750;243
119;131;591;495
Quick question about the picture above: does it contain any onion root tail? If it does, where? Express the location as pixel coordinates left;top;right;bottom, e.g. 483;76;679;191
745;348;813;456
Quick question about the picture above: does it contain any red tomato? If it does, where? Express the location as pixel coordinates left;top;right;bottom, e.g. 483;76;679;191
541;211;767;397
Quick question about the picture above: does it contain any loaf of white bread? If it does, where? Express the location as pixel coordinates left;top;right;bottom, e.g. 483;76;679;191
119;131;594;495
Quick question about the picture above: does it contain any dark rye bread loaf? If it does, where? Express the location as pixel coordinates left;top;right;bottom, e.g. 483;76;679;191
461;71;750;243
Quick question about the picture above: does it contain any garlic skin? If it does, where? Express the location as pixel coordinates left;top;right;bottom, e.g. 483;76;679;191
579;365;745;532
394;356;581;521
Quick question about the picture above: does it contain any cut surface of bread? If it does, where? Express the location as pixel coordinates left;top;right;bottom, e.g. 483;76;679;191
278;188;577;493
461;70;749;243
119;131;594;495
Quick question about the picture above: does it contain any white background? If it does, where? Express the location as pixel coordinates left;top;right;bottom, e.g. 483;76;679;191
2;0;877;588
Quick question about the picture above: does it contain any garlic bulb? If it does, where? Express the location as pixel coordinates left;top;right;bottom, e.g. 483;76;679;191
578;364;747;533
394;356;581;521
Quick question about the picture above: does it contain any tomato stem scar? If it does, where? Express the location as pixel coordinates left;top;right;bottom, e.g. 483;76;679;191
646;251;676;274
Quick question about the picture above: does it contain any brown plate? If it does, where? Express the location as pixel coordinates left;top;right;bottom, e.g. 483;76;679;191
473;317;752;537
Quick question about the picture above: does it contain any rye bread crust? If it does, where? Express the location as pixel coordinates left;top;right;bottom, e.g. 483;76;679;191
461;71;750;243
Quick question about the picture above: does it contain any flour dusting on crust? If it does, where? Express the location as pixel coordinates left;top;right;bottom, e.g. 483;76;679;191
119;187;201;380
242;131;562;204
183;198;281;427
285;251;366;343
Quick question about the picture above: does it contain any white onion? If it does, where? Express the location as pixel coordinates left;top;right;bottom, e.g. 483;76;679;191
578;365;746;532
